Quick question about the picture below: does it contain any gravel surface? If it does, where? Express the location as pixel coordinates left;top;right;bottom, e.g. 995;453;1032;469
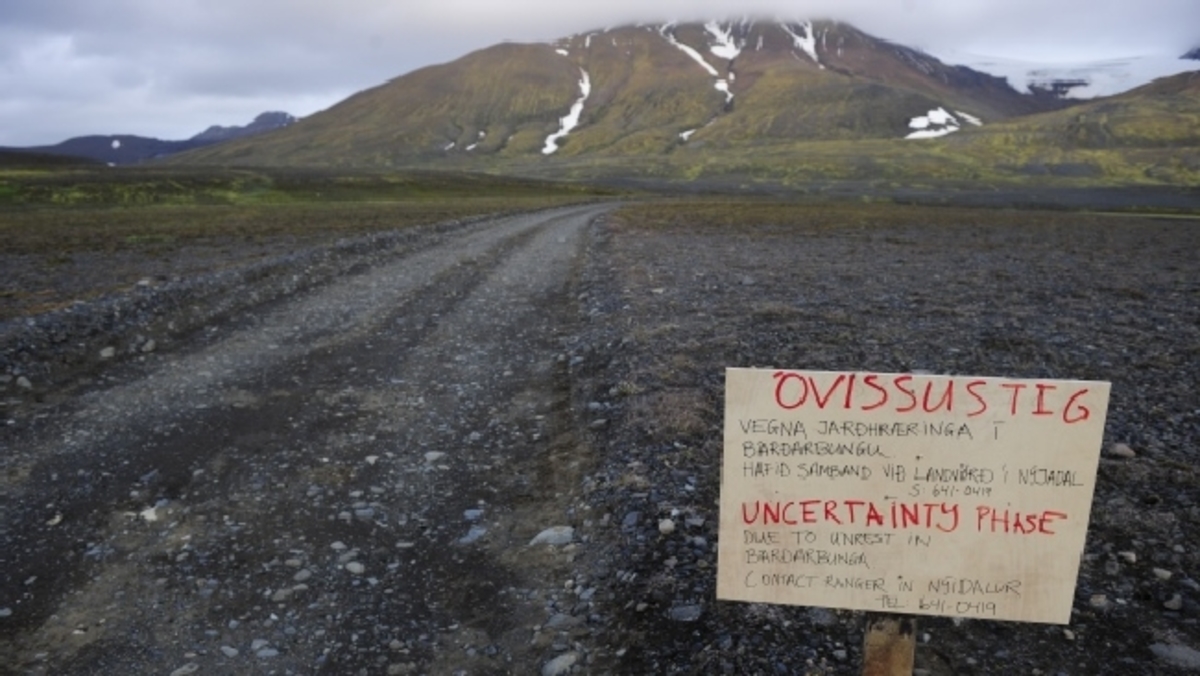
2;204;614;674
565;208;1200;674
2;202;1199;675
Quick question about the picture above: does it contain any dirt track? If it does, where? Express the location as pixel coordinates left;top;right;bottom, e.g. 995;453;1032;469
1;204;614;674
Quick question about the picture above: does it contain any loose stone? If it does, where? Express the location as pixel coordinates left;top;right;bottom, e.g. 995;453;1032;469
1107;443;1136;459
669;604;703;622
1150;643;1200;670
541;651;578;676
458;525;487;544
529;526;574;546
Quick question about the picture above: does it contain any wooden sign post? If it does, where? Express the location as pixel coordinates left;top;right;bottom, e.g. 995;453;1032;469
863;614;916;676
717;369;1111;671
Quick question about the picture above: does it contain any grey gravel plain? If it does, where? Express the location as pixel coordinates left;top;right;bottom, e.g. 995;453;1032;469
2;201;1199;675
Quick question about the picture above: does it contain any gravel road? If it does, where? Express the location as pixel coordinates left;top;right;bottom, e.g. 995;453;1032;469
3;202;1199;675
1;204;615;675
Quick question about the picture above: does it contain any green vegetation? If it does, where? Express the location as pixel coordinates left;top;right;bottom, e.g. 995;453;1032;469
0;166;614;211
0;167;618;317
1;167;616;255
0;149;101;170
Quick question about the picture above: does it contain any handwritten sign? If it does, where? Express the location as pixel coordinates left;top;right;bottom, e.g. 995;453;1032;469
717;369;1110;624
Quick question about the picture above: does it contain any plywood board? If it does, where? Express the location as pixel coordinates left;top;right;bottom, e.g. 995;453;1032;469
717;369;1110;624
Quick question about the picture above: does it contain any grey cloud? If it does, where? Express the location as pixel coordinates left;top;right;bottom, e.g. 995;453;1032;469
0;0;1196;145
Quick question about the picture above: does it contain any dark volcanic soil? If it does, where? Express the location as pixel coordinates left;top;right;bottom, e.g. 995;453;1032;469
2;201;1199;675
568;206;1200;675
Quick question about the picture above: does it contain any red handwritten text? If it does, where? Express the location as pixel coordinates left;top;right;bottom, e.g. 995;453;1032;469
741;499;960;533
741;500;1069;537
772;372;1092;424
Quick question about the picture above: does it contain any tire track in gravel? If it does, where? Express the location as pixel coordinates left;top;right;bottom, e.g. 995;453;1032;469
0;203;613;675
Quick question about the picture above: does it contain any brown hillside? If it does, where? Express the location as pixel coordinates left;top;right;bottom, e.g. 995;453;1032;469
175;20;1073;169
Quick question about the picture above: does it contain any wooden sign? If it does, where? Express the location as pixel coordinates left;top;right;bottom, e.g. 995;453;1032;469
717;369;1110;625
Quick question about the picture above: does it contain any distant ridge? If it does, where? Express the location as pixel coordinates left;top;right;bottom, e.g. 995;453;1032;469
191;112;297;143
4;111;295;165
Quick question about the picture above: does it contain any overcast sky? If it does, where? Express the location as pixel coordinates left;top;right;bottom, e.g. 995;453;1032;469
2;0;1197;146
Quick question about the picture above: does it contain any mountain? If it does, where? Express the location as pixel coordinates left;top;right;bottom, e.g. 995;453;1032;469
9;135;208;166
6;112;295;165
954;70;1200;150
191;111;297;143
174;20;1068;168
930;50;1200;100
170;20;1200;187
930;70;1200;184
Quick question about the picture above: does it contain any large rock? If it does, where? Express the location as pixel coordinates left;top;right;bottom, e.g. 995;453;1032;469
541;652;578;676
1151;643;1200;670
529;526;574;546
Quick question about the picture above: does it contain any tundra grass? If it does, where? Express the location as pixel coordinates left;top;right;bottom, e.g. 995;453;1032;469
0;167;617;318
0;167;616;254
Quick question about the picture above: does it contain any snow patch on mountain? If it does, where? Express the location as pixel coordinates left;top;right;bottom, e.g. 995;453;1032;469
660;25;720;77
782;21;822;68
906;107;962;140
955;111;982;126
543;69;591;155
928;49;1199;98
714;79;733;103
556;48;569;57
659;24;736;104
705;21;741;60
679;129;696;141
